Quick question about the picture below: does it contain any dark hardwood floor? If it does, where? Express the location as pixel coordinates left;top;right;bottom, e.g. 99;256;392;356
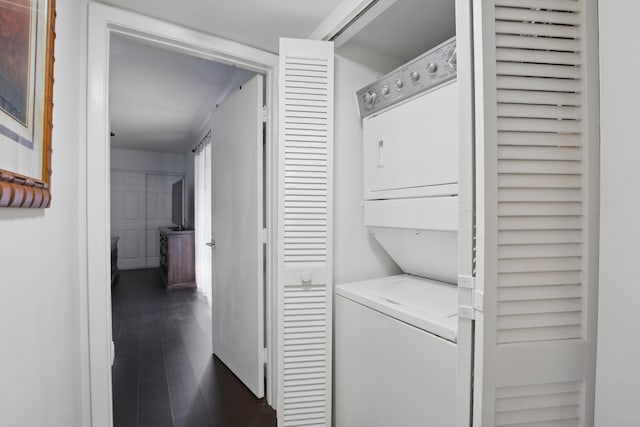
111;268;276;427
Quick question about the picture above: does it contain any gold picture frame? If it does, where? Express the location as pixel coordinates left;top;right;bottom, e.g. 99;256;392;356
0;0;56;208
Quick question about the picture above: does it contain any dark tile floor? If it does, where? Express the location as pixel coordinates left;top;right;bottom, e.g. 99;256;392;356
111;268;276;427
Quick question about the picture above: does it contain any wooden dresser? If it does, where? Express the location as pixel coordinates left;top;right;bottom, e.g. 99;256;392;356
159;227;196;290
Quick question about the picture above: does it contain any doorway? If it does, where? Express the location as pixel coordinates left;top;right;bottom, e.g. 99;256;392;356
108;33;270;426
87;3;280;425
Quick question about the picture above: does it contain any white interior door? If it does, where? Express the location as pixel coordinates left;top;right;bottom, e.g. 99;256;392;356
146;174;179;267
111;171;146;270
211;74;265;398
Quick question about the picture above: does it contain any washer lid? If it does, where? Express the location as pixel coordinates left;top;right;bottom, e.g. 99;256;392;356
336;274;458;342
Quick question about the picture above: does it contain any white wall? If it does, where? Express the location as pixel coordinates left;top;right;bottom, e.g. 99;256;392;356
333;55;400;284
110;147;185;174
595;2;640;425
0;0;87;425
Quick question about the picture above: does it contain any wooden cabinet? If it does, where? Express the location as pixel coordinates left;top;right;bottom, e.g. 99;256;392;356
159;228;196;290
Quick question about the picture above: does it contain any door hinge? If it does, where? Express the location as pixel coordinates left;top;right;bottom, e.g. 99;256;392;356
262;105;267;123
262;228;268;244
458;275;483;320
260;347;268;365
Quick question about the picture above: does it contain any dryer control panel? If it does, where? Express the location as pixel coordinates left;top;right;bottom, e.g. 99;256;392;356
357;37;457;118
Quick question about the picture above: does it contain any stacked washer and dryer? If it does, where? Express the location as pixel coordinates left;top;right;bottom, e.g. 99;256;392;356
335;37;460;426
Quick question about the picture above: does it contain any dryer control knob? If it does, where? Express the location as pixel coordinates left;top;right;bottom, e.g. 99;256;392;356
410;71;420;82
395;79;404;89
448;49;458;69
363;91;377;107
381;85;390;96
427;62;438;74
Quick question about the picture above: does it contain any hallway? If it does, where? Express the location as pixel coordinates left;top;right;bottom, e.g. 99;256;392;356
111;269;276;427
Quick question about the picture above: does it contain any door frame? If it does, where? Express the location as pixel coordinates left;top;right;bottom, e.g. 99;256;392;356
86;3;279;426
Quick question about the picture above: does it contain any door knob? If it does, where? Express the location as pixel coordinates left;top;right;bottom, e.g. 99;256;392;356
206;240;216;248
301;271;312;284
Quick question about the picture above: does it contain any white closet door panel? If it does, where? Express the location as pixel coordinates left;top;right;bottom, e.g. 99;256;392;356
278;38;334;427
495;0;581;11
121;229;142;258
494;20;581;39
494;6;581;25
473;0;598;425
111;171;146;270
145;174;178;267
145;229;159;263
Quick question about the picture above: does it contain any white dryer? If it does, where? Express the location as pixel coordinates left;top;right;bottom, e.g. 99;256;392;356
335;37;459;427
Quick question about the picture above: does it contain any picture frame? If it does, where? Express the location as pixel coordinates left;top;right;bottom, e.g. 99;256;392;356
0;0;56;208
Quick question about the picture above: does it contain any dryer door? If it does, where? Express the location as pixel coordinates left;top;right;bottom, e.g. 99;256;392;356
363;81;458;199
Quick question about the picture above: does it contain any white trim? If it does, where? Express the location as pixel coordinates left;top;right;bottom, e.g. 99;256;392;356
308;0;397;48
581;0;601;418
77;1;92;426
472;0;497;423
455;0;475;425
308;0;372;40
86;4;280;425
110;168;185;176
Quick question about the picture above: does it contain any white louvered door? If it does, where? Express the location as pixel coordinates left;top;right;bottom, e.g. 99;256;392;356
277;38;334;427
473;0;599;425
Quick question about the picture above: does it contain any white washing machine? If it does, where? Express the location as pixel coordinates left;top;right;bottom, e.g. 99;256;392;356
335;275;457;427
335;37;460;427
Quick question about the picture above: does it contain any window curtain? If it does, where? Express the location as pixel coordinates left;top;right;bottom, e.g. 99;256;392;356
194;131;212;306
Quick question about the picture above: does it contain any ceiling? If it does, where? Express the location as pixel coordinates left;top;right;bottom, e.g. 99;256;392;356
106;0;344;153
98;0;344;54
109;35;254;153
107;0;456;153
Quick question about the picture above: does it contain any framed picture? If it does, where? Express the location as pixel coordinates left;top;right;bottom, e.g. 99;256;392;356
0;0;56;208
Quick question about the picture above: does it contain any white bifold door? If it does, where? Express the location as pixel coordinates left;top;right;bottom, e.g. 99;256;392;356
210;74;265;398
472;0;599;425
277;38;334;427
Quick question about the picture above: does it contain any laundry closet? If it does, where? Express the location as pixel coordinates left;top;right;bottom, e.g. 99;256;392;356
275;0;599;426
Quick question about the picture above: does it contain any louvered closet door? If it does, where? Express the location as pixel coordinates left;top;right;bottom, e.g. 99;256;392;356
277;38;334;427
473;0;599;425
